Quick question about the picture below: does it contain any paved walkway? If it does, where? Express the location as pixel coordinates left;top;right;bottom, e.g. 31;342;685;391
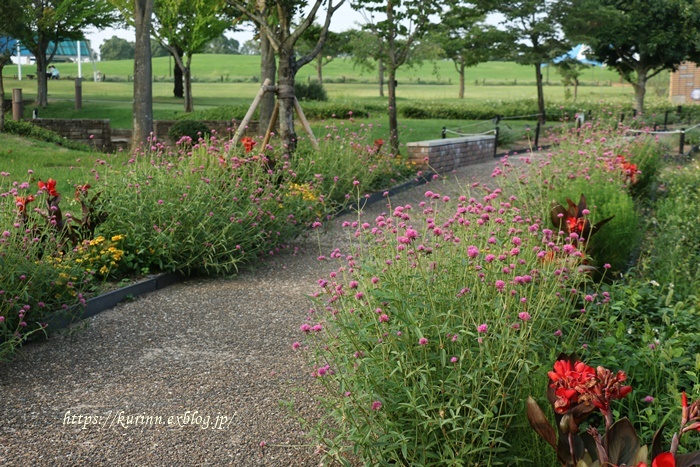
0;153;539;466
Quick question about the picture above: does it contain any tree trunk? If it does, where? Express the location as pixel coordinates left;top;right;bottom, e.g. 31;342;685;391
633;71;647;114
277;49;297;151
132;0;154;150
258;32;276;135
459;60;465;99
184;54;193;112
574;78;579;102
388;68;399;155
534;62;546;123
378;58;385;97
35;37;49;108
0;63;5;131
317;55;323;85
173;47;184;98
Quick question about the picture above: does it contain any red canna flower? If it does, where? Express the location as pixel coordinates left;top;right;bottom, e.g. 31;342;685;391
15;195;35;213
581;366;633;426
548;358;597;414
550;194;614;245
374;139;385;152
615;155;640;185
74;183;90;200
652;452;676;467
241;136;257;153
38;178;59;197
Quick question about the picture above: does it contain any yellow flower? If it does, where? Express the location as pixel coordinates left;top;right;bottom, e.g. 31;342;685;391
99;266;109;275
111;235;124;242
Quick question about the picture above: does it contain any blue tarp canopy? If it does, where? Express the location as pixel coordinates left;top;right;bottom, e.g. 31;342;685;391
0;37;90;59
553;44;603;67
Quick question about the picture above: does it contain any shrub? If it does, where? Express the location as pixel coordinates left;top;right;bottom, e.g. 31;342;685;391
295;81;328;101
167;120;211;143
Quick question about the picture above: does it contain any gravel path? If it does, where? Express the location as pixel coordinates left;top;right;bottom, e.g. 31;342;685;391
0;152;540;466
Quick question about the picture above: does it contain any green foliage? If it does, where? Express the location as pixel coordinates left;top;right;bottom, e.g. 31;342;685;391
637;160;700;299
99;36;135;61
167;120;210;142
2;120;92;151
294;81;328;102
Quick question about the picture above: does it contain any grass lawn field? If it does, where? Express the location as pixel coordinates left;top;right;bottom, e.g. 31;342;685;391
2;55;624;85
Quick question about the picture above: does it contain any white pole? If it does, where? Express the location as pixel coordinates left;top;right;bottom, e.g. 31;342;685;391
77;41;82;78
16;41;22;81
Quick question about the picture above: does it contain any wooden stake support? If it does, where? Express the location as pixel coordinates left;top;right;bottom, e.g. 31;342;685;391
232;78;319;151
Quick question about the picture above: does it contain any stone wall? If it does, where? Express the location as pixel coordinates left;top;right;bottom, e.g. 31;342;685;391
31;118;112;152
406;135;496;173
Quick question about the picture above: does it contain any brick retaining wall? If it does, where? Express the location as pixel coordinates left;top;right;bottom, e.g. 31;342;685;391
406;135;496;173
31;118;112;152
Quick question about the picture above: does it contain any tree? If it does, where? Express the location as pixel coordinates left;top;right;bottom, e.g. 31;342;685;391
150;38;170;57
227;0;345;151
0;36;14;132
347;29;386;96
1;0;117;108
352;0;440;154
100;35;135;60
433;5;505;99
240;39;260;55
554;58;588;102
561;0;700;113
152;0;233;112
480;0;568;123
110;0;154;149
204;34;240;54
297;24;343;85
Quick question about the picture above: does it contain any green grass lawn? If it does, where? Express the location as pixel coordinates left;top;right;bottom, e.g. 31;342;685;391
2;56;624;85
0;133;127;194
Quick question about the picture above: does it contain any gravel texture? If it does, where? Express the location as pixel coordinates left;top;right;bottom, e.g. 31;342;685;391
0;152;541;466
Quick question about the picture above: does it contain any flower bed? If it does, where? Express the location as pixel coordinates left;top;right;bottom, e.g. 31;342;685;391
296;120;700;465
0;125;417;360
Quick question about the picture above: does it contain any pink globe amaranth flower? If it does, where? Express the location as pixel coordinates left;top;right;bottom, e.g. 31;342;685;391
371;401;382;411
300;323;311;333
418;337;428;345
644;395;655;403
518;312;532;321
495;280;506;292
292;342;301;350
477;324;488;334
467;245;479;258
379;314;389;323
451;357;458;363
554;329;563;337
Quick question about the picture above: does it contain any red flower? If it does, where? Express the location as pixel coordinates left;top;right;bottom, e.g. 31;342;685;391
38;178;59;197
550;194;614;245
548;359;597;414
15;195;35;213
75;183;91;200
652;452;676;467
374;139;385;152
241;137;257;153
585;366;633;414
615;155;639;185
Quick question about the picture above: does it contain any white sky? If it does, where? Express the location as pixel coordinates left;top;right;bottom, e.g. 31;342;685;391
85;2;368;54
